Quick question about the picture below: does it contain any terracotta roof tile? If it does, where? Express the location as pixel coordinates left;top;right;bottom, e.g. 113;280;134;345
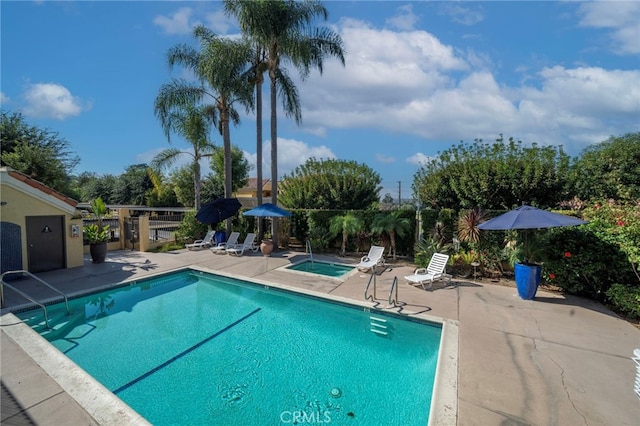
7;169;78;208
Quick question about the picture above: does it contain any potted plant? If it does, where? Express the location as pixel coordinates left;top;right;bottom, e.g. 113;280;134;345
260;231;274;256
84;197;110;263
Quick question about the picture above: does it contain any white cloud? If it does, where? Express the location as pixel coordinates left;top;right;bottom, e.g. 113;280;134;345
135;147;166;166
438;3;485;26
0;92;10;105
204;9;233;34
577;2;640;55
375;153;396;164
386;4;419;31
294;17;639;155
22;83;86;120
153;7;199;35
406;153;433;166
245;138;336;178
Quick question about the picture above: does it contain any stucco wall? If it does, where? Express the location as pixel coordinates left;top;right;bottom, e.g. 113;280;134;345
0;184;84;270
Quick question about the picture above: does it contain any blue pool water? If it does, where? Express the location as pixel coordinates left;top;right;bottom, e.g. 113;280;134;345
285;259;354;278
18;270;441;425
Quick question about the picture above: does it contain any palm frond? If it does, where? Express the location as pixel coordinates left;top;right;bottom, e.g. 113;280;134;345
151;148;187;170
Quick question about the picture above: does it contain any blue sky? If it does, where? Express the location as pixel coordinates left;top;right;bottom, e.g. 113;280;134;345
2;1;639;200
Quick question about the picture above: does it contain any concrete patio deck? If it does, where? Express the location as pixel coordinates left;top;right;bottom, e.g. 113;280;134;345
2;248;639;425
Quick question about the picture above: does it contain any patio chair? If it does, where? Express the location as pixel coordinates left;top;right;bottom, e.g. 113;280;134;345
185;231;215;251
226;233;259;256
404;253;451;290
633;348;640;399
356;246;386;272
210;232;240;254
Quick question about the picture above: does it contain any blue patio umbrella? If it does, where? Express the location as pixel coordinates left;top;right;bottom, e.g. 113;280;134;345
478;204;587;299
242;203;292;218
478;205;587;230
196;198;242;225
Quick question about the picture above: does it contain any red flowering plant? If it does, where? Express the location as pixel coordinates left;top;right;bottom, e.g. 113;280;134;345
538;200;639;308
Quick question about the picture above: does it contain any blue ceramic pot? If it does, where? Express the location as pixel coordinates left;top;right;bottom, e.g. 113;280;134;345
514;263;541;300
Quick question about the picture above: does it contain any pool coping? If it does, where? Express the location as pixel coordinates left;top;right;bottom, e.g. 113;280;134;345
2;264;458;426
1;312;151;425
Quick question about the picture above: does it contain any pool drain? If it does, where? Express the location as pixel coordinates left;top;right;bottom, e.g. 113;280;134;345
329;387;342;398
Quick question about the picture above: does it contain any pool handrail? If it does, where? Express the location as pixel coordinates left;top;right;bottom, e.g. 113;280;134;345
388;276;399;307
365;267;378;301
1;270;71;328
305;239;313;262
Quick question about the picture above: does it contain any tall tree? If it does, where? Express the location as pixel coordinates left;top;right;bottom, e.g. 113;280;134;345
146;168;179;207
71;171;118;203
224;0;345;246
570;132;640;202
155;25;254;231
151;103;216;209
0;110;80;197
412;135;572;210
111;164;154;205
208;145;251;195
279;158;381;210
168;146;251;207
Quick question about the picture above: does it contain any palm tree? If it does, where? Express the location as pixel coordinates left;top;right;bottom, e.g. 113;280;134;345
224;0;345;246
329;212;364;257
372;211;411;261
151;104;216;210
154;25;254;230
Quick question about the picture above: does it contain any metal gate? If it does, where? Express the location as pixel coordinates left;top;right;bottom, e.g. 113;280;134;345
125;217;139;251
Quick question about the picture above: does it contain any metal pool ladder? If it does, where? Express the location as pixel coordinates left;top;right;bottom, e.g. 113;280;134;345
369;315;388;336
388;276;399;307
306;239;314;263
1;270;70;329
364;269;377;301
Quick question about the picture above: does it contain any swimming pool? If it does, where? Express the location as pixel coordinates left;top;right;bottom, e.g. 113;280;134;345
16;268;444;425
283;259;355;278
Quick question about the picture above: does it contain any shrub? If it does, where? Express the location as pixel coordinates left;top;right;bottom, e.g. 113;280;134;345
539;200;639;304
176;211;208;244
538;227;629;300
606;284;640;320
414;236;449;268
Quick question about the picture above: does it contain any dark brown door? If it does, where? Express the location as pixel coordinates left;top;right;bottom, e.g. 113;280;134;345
26;216;65;273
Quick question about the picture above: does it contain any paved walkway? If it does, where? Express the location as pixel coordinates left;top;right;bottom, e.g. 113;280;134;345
2;249;639;425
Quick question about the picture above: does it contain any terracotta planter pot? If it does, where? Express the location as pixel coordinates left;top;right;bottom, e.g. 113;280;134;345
260;239;274;257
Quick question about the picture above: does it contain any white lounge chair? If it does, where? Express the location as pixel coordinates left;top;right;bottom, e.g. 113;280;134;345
633;348;640;400
356;246;386;272
405;253;451;290
226;233;259;256
185;231;215;251
210;231;240;254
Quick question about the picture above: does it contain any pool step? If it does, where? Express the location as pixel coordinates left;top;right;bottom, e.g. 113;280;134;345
369;316;390;337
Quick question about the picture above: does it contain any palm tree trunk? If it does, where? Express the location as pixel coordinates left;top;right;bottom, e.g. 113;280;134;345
342;231;348;257
193;161;201;210
391;230;397;261
222;107;233;235
256;78;264;240
269;68;279;248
